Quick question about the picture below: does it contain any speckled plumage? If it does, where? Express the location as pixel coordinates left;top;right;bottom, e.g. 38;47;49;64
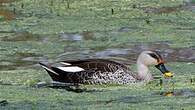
40;59;137;84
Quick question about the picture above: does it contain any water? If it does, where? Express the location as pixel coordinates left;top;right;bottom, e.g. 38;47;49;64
0;30;195;70
184;0;195;11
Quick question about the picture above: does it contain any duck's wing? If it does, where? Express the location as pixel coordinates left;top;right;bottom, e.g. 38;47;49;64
40;59;131;83
61;59;129;72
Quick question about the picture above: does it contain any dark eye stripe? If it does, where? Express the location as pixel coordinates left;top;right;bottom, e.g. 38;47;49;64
148;53;159;60
148;52;162;62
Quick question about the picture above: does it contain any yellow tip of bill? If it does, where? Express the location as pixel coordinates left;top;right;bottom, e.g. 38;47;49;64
164;72;173;78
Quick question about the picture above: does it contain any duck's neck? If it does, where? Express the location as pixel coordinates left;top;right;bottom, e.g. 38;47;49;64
136;60;153;81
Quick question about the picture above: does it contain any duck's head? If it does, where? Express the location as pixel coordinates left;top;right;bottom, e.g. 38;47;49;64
136;51;173;81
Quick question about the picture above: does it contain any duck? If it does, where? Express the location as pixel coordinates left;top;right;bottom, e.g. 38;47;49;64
39;51;173;84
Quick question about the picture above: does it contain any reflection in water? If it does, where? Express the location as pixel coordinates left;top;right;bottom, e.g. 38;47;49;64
152;77;195;97
155;89;195;97
163;91;174;97
114;89;195;105
33;89;195;107
161;78;175;96
82;89;191;105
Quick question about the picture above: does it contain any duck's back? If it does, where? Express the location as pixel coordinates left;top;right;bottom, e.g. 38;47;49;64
40;59;136;84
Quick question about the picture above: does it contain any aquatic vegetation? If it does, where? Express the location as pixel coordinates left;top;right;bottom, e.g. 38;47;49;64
0;0;195;109
0;0;194;48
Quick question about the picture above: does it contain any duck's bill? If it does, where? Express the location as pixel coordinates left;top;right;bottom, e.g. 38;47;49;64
155;63;173;78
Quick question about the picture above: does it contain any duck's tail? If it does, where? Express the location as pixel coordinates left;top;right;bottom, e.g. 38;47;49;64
39;62;62;81
39;62;85;83
39;62;81;91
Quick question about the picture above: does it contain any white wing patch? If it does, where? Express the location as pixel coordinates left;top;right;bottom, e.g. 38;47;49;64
57;66;84;72
60;62;71;65
41;65;59;75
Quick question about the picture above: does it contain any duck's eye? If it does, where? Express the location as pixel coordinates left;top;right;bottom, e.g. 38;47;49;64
148;52;164;64
148;53;159;61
